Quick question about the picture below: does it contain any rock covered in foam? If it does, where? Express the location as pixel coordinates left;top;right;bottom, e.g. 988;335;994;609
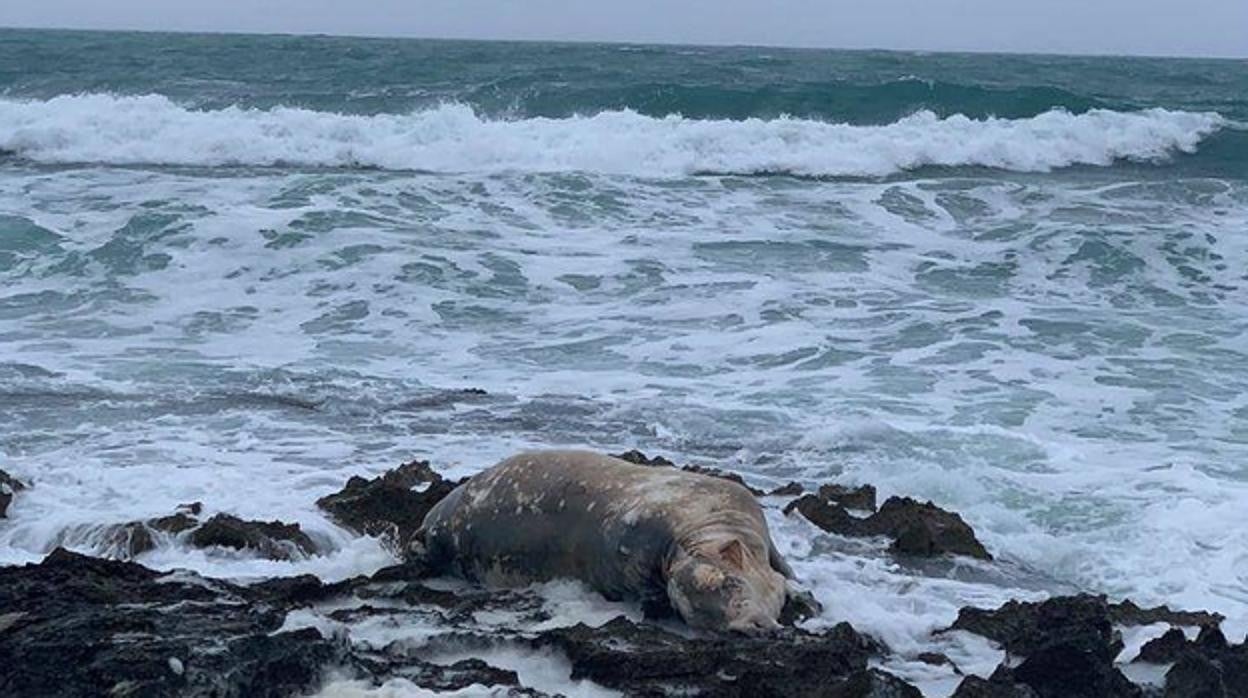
945;593;1243;698
948;594;1125;659
0;548;348;697
50;503;320;561
316;458;458;550
189;513;318;560
0;467;27;518
0;537;924;697
534;615;898;697
1129;624;1248;697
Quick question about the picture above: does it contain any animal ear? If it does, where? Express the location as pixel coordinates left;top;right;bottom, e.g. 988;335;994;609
718;539;746;569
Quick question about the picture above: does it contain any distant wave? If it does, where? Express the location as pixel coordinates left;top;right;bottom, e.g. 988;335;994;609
0;94;1227;177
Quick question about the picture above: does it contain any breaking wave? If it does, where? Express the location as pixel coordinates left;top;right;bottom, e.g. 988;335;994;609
0;94;1227;177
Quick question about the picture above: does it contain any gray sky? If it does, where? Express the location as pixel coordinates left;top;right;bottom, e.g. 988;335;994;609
2;0;1246;58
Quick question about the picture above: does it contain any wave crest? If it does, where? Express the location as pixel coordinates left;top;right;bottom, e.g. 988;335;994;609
0;94;1227;177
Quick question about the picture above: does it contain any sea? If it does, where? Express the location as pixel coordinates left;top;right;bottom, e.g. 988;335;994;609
1;28;1246;696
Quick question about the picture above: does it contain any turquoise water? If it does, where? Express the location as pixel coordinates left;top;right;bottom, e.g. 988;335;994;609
1;29;1247;687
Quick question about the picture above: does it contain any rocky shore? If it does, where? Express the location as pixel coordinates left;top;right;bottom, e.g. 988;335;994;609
1;454;1243;697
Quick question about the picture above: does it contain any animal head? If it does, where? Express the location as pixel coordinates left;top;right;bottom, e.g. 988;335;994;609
666;537;786;635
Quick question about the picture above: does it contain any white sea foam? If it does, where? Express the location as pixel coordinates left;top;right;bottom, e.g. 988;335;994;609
2;126;1248;697
0;94;1226;176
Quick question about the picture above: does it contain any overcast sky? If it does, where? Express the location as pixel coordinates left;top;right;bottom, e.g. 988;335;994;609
2;0;1246;58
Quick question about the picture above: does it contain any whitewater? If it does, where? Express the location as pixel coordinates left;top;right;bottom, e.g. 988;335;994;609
2;29;1248;696
0;94;1228;176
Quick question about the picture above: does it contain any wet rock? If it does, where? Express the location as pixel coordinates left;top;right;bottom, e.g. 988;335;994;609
0;548;349;698
951;594;1247;698
535;616;896;697
818;483;878;512
50;505;204;560
1110;599;1224;628
1164;653;1226;698
610;450;765;495
0;468;27;518
317;459;458;550
1136;628;1190;663
947;595;1123;658
682;464;765;496
917;651;961;672
1133;625;1248;697
951;668;1040;697
351;638;524;694
611;449;676;467
779;588;824;626
1012;640;1142;698
830;669;923;697
390;657;519;692
247;573;367;608
125;512;203;557
787;493;991;559
1194;625;1230;653
870;497;991;560
767;481;805;497
189;513;317;561
784;494;869;536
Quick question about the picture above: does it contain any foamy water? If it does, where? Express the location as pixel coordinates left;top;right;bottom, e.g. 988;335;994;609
3;31;1248;696
0;95;1227;176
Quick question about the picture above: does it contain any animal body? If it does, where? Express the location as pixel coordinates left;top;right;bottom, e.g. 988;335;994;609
420;450;811;634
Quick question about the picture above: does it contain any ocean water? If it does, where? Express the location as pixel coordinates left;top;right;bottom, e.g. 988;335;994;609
2;28;1248;694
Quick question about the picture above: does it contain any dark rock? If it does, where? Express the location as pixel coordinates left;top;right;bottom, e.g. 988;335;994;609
951;668;1040;697
1110;599;1224;628
779;588;824;626
200;628;349;697
1164;653;1226;698
947;594;1122;659
535;616;896;697
49;509;201;560
682;464;765;496
917;651;961;672
0;548;348;698
317;459;458;551
248;574;345;608
1137;628;1191;663
1195;625;1230;653
368;558;438;584
349;644;524;694
787;493;991;560
1012;640;1141;698
1119;611;1248;696
0;544;921;698
818;483;878;512
870;497;991;560
784;494;869;536
0;468;27;518
827;669;923;697
397;657;518;691
151;511;200;534
611;449;676;467
189;513;318;561
767;481;805;497
610;450;765;495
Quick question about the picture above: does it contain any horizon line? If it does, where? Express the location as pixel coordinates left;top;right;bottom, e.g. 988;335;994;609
2;23;1246;62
